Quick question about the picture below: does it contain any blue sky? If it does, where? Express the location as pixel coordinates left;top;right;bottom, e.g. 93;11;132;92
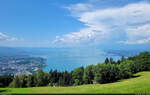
0;0;150;49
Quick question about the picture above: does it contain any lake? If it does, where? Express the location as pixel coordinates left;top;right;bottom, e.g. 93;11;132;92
23;47;121;72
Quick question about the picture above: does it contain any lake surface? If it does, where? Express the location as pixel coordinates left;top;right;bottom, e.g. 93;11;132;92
23;48;121;72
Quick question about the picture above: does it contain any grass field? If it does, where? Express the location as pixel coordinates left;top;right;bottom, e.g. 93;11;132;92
0;71;150;94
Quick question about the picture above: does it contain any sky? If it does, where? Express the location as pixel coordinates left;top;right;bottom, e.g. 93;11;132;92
0;0;150;50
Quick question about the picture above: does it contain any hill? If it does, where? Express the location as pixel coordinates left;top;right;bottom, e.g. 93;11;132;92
0;71;150;94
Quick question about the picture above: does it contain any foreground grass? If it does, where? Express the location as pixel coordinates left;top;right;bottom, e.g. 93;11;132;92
0;71;150;94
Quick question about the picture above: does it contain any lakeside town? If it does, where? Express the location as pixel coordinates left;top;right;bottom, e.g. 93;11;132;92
0;56;46;76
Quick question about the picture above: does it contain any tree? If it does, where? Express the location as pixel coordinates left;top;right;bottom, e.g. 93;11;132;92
43;72;50;86
117;60;121;64
51;69;59;83
74;79;80;86
134;51;150;71
19;74;27;88
58;76;64;86
105;58;109;64
83;65;94;84
121;56;125;62
129;62;140;74
72;66;84;85
26;74;34;87
9;76;21;88
118;63;132;79
124;59;139;74
62;71;71;86
9;74;27;88
109;58;115;64
49;69;53;85
94;64;120;83
0;76;13;87
35;69;45;86
48;69;72;86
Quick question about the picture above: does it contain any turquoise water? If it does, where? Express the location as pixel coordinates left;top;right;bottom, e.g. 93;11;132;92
24;48;121;72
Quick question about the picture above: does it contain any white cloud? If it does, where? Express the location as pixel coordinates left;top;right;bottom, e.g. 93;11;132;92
0;32;18;41
79;2;150;27
52;28;105;46
0;32;8;40
119;37;150;44
52;1;150;46
66;3;94;14
120;24;150;44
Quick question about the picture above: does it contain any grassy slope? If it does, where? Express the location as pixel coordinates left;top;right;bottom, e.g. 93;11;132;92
0;71;150;94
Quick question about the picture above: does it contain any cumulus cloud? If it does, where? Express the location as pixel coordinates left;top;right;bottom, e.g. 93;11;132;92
52;28;106;46
120;24;150;44
52;1;150;46
0;32;18;41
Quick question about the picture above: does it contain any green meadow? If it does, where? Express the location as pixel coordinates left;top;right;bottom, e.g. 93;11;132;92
0;71;150;94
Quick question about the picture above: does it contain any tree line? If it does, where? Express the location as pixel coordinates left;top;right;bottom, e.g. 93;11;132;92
0;51;150;88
